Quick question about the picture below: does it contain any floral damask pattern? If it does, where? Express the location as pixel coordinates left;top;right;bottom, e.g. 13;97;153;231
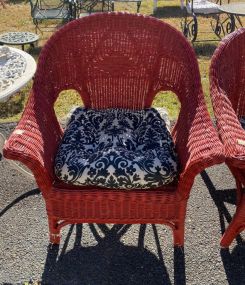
54;108;179;189
240;117;245;129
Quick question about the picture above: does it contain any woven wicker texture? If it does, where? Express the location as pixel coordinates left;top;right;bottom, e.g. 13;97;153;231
4;13;224;245
210;28;245;247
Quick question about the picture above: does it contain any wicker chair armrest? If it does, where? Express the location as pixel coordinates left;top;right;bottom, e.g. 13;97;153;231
211;86;245;167
172;104;225;196
3;92;63;196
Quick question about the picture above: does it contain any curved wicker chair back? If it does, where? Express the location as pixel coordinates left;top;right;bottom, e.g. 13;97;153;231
211;28;245;118
4;13;224;246
35;13;201;110
210;28;245;247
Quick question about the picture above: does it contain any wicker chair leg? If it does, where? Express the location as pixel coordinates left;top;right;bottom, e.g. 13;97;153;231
236;179;243;205
173;222;185;246
220;221;244;248
48;217;61;244
220;195;245;248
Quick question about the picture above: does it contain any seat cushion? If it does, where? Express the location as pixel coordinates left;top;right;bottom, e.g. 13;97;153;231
54;107;179;190
240;117;245;129
186;0;220;14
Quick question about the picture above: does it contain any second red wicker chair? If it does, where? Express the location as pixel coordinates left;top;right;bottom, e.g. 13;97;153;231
210;28;245;247
3;13;224;246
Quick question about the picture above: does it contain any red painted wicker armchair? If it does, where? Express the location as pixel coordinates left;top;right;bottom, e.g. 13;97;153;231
210;28;245;247
4;13;224;245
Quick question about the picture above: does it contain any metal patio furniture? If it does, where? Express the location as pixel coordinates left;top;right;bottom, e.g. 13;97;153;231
111;0;141;13
0;32;39;51
29;0;76;32
210;28;245;247
77;0;112;17
181;0;232;42
3;13;224;246
218;2;245;31
0;46;36;102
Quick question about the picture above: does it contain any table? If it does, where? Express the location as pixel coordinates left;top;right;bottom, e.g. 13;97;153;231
0;47;36;178
0;32;39;51
0;47;36;102
219;2;245;30
219;2;245;16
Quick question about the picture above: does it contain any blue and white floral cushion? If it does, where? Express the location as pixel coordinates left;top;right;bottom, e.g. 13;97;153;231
240;117;245;130
54;107;179;189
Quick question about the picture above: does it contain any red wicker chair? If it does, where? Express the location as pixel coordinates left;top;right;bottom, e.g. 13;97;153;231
3;13;224;245
210;28;245;247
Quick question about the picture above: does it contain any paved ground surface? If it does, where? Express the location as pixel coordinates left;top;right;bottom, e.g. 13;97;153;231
0;124;245;285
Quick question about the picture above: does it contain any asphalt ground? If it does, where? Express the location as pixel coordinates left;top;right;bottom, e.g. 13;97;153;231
0;124;245;285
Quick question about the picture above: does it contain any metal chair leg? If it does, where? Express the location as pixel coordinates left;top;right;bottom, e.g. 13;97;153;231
137;1;141;13
181;13;198;42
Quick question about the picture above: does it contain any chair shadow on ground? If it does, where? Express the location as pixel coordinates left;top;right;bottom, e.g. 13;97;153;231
42;224;186;285
201;170;245;285
221;246;245;285
0;188;40;218
0;177;185;284
153;6;184;19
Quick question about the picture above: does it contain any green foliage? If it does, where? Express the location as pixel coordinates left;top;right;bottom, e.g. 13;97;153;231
152;91;180;119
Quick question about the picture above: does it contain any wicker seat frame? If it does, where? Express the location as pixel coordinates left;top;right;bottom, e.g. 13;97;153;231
210;28;245;247
4;13;224;245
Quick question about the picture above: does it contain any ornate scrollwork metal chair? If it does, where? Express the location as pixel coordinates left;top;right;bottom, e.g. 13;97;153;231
210;28;245;247
3;13;224;245
78;0;112;17
181;0;233;42
29;0;76;32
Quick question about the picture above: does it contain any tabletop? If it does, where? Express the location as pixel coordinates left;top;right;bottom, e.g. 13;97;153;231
0;46;36;102
0;32;39;46
219;2;245;16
